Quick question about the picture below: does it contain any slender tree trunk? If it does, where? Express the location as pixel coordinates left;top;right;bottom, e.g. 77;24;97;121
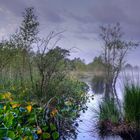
112;71;123;118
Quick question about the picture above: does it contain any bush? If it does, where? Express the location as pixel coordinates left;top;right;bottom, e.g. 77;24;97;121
0;78;89;140
124;84;140;127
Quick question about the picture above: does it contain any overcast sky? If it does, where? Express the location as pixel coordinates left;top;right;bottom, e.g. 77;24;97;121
0;0;140;65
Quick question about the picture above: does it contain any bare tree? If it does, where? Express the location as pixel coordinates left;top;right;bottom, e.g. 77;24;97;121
100;23;138;107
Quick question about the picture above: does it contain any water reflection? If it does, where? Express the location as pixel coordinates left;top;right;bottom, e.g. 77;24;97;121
76;81;122;140
67;70;139;140
91;75;104;94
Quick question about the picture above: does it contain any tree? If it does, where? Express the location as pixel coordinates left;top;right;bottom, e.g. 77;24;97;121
100;23;138;106
13;7;39;86
34;32;71;104
88;56;105;72
71;58;86;71
19;7;39;51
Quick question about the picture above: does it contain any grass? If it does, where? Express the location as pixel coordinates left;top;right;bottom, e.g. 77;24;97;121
124;84;140;127
94;98;120;136
97;99;120;124
95;72;140;138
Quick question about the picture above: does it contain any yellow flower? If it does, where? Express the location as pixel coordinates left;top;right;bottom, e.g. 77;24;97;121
50;108;58;117
37;127;42;134
26;105;32;113
12;103;20;108
2;92;12;100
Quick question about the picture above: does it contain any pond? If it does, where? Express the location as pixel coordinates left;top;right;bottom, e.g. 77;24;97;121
75;70;139;140
76;81;122;140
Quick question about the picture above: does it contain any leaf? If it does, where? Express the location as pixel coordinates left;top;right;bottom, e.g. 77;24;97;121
4;113;14;127
52;131;59;140
0;128;7;138
0;94;3;100
7;131;15;139
42;126;49;131
50;123;56;131
3;106;6;110
42;133;51;139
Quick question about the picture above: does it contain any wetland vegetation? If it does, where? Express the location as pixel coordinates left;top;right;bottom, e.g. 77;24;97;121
0;6;140;140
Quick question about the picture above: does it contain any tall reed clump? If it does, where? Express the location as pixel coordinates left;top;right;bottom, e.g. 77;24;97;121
98;99;120;124
124;84;140;127
95;99;120;136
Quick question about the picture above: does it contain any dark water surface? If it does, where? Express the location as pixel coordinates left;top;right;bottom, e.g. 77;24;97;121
76;81;122;140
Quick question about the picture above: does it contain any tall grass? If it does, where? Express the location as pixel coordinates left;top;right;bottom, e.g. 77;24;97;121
124;84;140;127
97;99;120;124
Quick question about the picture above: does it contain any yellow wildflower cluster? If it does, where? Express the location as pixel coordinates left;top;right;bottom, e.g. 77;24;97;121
2;92;12;101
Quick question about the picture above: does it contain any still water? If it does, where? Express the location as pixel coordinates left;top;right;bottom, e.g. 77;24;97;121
76;81;122;140
75;70;139;140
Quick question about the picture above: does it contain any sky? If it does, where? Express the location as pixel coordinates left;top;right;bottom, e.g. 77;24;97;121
0;0;140;65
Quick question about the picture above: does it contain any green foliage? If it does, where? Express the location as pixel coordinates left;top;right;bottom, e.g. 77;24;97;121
0;77;88;139
54;79;89;139
19;7;39;49
71;58;87;71
97;99;120;124
34;46;73;103
52;131;59;140
124;84;140;126
0;92;60;140
57;79;89;115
